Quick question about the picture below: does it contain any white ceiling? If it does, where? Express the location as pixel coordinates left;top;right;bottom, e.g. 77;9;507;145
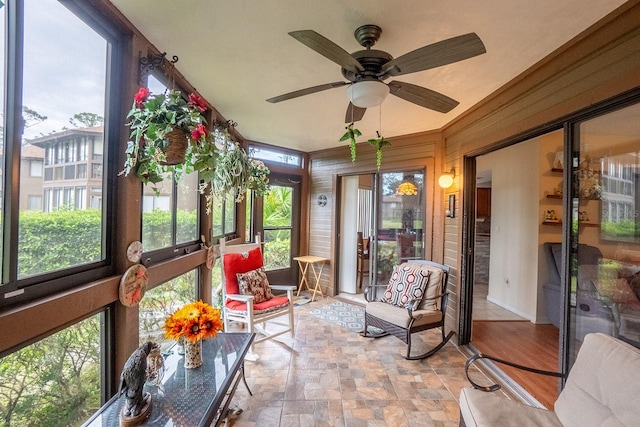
110;0;627;153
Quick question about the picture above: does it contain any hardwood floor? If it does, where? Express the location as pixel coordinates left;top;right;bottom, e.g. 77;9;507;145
471;320;560;409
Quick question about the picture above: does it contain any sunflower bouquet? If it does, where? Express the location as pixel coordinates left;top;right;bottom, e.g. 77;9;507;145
163;301;223;343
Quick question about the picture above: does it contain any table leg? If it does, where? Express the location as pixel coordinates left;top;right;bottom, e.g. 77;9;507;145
296;261;310;297
241;364;252;396
309;261;325;301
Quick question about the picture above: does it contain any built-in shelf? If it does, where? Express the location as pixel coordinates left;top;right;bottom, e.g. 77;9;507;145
542;221;598;227
545;194;600;200
551;168;563;173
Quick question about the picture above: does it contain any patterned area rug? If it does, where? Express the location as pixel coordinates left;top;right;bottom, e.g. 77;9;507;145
309;301;366;332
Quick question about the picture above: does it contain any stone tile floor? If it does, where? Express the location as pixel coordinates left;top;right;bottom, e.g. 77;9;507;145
227;294;478;427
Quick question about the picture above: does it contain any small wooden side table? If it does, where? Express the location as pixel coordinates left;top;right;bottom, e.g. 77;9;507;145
293;255;329;301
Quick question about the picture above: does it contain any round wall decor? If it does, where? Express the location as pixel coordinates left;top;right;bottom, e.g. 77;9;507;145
119;264;148;307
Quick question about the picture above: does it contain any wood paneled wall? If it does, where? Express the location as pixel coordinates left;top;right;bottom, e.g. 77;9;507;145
441;1;640;341
307;131;445;298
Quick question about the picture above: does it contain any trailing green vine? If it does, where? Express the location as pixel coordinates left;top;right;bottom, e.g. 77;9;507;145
368;131;391;170
339;123;362;163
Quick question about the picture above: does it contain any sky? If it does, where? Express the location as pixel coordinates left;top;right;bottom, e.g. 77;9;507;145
20;0;107;140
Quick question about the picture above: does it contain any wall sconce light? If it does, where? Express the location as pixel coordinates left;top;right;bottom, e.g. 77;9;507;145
438;168;455;189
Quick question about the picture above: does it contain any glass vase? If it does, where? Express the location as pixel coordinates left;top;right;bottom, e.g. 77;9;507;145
183;338;202;369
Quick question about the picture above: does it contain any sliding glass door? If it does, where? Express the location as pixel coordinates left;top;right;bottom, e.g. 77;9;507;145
570;102;640;363
373;171;425;286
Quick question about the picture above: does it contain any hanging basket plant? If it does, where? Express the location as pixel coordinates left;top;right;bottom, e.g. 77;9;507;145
339;123;362;163
119;87;209;186
368;131;391;170
120;89;270;214
200;123;270;214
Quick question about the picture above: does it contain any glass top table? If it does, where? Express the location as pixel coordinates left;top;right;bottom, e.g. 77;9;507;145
83;332;255;427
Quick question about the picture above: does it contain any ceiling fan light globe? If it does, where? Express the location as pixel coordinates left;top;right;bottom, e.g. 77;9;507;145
347;81;389;108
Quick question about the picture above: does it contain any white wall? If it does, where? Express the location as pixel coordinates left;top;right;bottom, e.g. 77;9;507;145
339;176;359;293
480;141;541;321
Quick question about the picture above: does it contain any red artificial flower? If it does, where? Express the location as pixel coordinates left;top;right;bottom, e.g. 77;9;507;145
188;93;208;112
134;87;150;108
191;123;207;141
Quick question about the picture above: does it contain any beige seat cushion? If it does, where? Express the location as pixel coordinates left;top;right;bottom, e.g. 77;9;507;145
459;388;562;427
366;301;442;328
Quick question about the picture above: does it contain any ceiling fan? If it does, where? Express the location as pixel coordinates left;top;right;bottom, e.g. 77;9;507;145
266;24;486;123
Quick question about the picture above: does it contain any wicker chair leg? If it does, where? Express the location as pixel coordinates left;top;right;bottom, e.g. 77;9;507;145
359;326;390;338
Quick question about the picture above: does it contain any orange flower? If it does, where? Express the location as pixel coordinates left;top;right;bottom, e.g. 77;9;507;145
163;300;223;343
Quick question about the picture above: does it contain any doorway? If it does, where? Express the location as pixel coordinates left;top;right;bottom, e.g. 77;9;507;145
337;170;426;303
250;172;301;285
465;130;564;409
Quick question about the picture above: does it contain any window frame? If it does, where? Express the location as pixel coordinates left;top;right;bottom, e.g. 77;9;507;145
138;72;203;266
0;0;124;308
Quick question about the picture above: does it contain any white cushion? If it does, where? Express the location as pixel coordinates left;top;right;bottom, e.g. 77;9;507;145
460;388;562;427
555;333;640;426
459;333;640;427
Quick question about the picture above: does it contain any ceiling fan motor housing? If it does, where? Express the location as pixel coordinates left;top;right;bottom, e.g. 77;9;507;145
341;49;393;82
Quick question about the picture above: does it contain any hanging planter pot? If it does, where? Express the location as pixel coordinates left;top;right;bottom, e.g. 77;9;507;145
159;127;189;165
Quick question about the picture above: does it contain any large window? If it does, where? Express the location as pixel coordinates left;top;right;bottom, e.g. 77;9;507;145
211;192;236;241
0;313;103;426
1;0;120;307
140;75;200;259
18;0;107;277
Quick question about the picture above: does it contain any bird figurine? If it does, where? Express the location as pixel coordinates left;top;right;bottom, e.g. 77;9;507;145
119;341;157;420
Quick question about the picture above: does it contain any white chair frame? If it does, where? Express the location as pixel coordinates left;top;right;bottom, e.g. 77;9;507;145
219;236;296;359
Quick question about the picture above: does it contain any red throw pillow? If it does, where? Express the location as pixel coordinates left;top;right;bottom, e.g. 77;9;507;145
223;247;263;295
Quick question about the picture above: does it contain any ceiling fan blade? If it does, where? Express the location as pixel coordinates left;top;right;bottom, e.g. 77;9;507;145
289;30;365;74
345;103;366;123
266;81;348;103
381;33;486;77
388;81;459;113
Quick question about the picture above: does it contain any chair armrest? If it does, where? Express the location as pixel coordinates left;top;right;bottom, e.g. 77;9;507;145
363;284;387;302
226;294;254;302
465;352;565;392
270;285;297;291
406;292;448;316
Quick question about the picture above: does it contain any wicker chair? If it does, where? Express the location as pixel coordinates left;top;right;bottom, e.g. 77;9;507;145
360;260;455;360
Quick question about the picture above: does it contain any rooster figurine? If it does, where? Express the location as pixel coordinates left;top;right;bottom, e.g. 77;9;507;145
119;341;157;421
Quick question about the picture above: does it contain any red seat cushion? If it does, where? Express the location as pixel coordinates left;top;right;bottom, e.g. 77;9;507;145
223;247;263;295
225;296;290;314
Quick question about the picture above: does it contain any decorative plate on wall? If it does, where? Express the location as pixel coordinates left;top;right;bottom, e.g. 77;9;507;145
119;264;148;307
206;244;220;269
126;240;143;263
